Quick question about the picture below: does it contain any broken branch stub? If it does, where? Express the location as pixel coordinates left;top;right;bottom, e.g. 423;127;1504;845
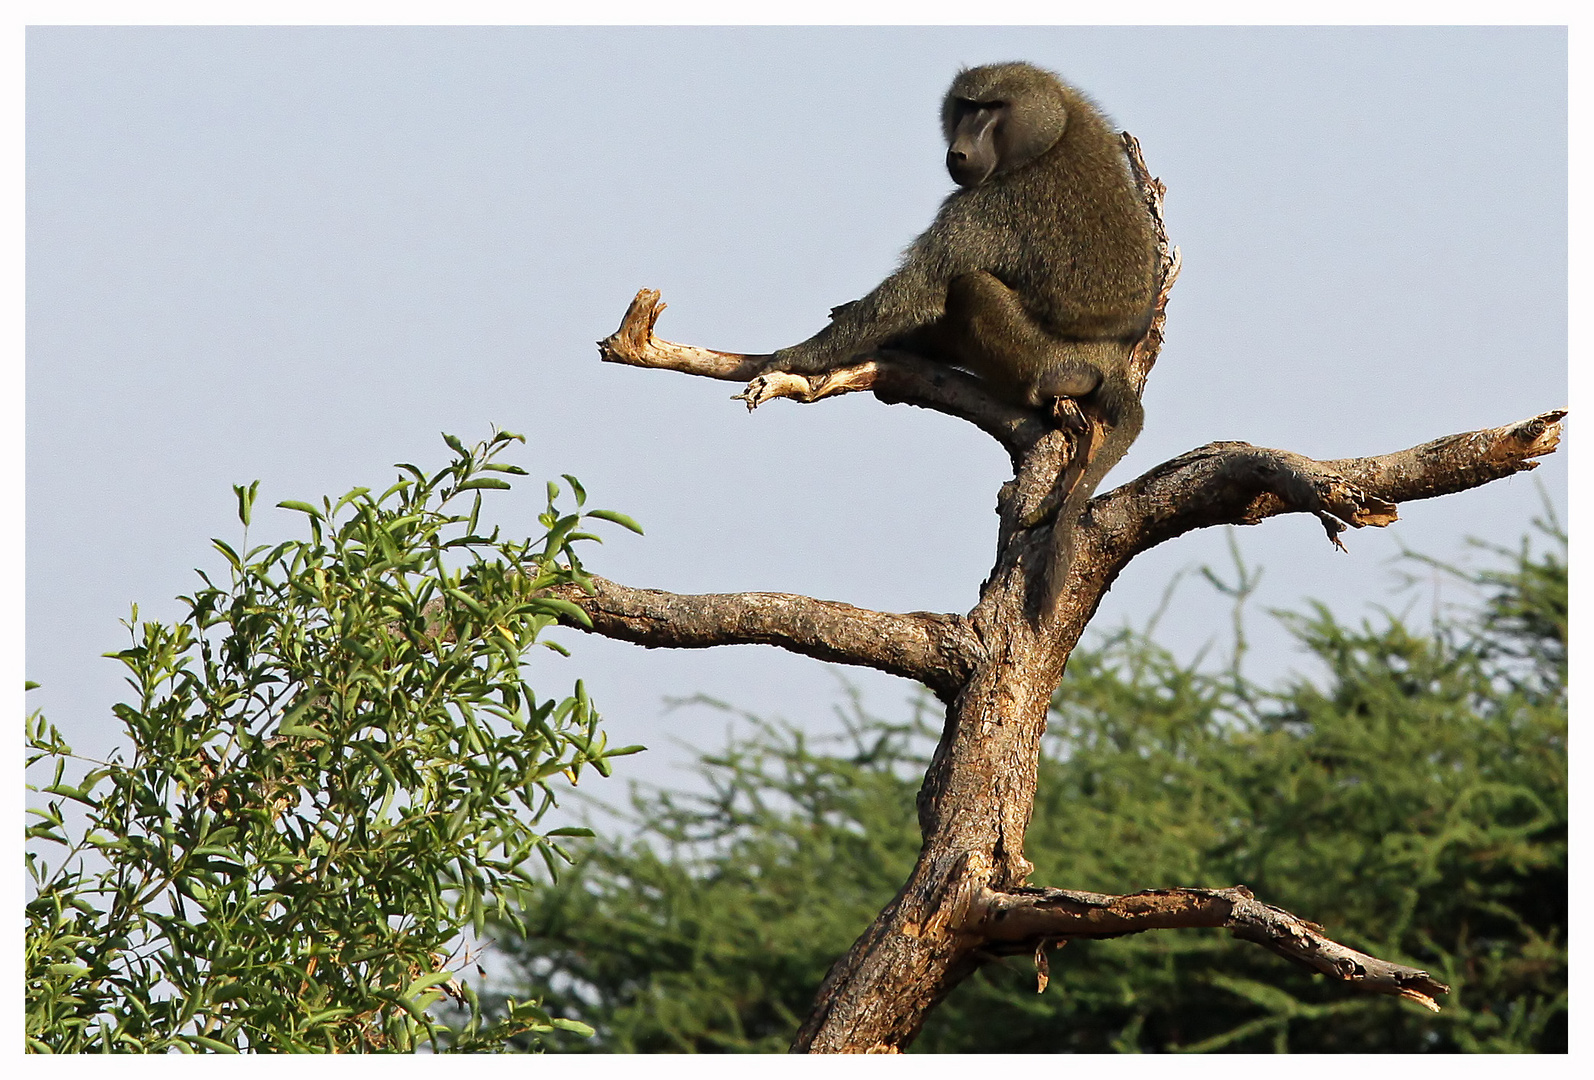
596;288;766;382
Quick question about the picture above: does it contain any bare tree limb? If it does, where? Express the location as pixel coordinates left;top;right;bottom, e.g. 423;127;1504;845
596;290;1046;461
972;885;1451;1011
1325;409;1567;504
596;289;768;383
550;575;982;699
1084;411;1565;571
737;350;1049;462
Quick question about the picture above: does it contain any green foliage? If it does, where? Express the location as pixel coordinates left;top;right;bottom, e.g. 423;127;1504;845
490;523;1566;1053
25;431;642;1053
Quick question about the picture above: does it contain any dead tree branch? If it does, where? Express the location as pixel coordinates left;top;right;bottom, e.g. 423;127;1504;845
973;885;1450;1011
595;290;767;383
1083;411;1566;576
1122;131;1180;396
551;575;982;700
597;290;1046;461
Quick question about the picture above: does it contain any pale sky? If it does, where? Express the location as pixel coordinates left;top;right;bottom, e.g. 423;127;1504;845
26;26;1567;795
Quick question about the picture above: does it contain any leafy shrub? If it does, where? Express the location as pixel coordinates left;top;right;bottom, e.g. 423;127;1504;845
26;431;642;1052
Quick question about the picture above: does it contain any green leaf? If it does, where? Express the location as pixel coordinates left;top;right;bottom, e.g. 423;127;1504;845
233;480;260;527
457;478;512;492
586;509;644;535
402;971;455;1001
210;538;243;571
375;988;431;1024
445;588;489;619
331;486;372;515
551;1018;596;1037
278;693;321;731
41;782;96;806
276;499;323;519
209;981;247;1004
354;741;399;792
526;597;593;628
278;719;329;741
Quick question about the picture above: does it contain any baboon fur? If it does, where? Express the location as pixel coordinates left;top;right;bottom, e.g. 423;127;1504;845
766;62;1157;605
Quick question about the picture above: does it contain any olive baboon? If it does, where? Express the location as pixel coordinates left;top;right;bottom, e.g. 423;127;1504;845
758;62;1158;602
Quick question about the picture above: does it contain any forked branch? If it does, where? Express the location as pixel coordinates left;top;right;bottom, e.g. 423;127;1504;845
973;885;1450;1011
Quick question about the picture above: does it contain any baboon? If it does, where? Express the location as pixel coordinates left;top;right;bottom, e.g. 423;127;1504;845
759;62;1158;603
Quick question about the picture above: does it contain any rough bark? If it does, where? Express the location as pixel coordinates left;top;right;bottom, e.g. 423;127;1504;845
568;132;1564;1052
974;886;1451;1011
549;575;981;701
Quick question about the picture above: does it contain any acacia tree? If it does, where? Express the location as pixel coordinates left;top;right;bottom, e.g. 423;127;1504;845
554;137;1565;1053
